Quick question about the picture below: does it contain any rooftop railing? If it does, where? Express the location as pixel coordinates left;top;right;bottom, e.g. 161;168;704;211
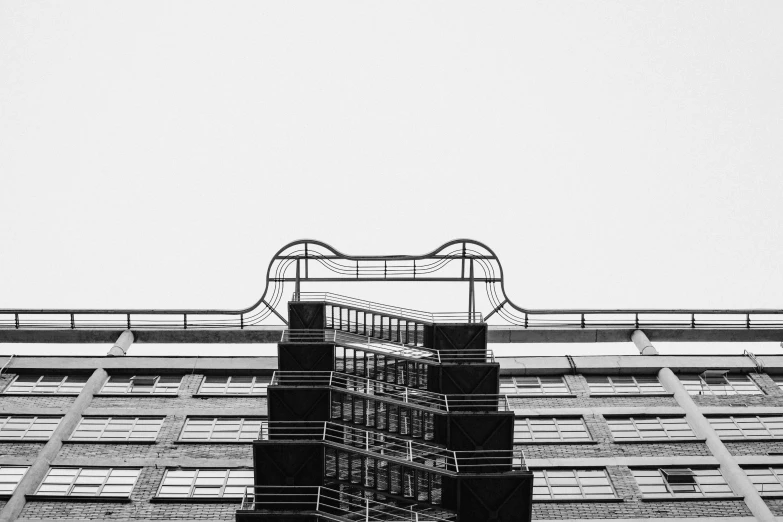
2;239;780;333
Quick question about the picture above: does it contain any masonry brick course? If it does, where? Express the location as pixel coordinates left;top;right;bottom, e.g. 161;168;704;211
0;442;46;459
724;440;783;456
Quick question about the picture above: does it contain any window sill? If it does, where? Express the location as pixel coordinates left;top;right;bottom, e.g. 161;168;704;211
641;495;744;502
505;394;577;398
1;393;79;397
175;440;254;444
192;394;267;398
515;440;598;445
0;494;10;501
150;496;241;503
588;393;674;398
94;394;179;398
0;438;49;443
62;440;158;445
613;439;706;444
25;494;131;502
533;497;623;503
721;437;783;443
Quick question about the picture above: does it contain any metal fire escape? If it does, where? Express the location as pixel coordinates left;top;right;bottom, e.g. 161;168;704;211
236;293;533;522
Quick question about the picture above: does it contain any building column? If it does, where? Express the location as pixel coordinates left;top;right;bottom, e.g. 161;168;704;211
657;367;775;522
107;330;133;356
631;330;658;355
0;368;108;522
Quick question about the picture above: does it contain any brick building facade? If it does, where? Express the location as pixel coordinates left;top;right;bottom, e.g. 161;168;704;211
1;351;783;522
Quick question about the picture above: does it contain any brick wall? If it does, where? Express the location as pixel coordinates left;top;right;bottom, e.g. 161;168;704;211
724;440;783;456
0;442;45;459
765;498;783;516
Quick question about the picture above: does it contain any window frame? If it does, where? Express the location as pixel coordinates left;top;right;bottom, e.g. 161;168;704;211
196;376;270;396
499;376;570;396
744;467;783;497
3;375;88;395
514;417;592;443
632;467;735;499
679;374;762;396
34;467;141;498
605;416;697;442
178;417;267;443
155;468;254;499
532;468;618;501
0;466;29;495
69;416;165;442
708;415;783;440
0;416;63;441
99;375;182;395
585;375;667;395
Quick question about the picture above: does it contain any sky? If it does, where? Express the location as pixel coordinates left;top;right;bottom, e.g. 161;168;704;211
1;2;782;356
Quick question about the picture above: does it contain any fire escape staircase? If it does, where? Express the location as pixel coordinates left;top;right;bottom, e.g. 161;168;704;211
237;295;533;522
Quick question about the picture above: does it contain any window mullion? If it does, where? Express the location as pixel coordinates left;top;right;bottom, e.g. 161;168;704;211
574;471;586;498
128;417;139;441
99;418;110;439
189;471;198;498
225;376;232;394
67;468;82;496
209;418;218;441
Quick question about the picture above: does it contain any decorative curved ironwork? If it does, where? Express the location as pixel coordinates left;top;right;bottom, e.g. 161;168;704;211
0;238;781;330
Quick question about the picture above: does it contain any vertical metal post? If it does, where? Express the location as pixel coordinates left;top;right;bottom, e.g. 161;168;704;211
468;258;475;323
295;259;301;301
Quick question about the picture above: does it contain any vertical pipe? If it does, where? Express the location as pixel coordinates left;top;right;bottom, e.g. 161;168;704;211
658;367;775;522
0;368;108;522
468;259;475;323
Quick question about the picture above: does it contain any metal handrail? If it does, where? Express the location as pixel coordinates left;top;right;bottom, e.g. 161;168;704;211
261;421;526;473
270;371;514;413
281;329;494;364
297;292;484;324
239;485;457;522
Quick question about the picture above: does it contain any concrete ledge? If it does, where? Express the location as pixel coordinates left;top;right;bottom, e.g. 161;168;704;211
3;326;783;344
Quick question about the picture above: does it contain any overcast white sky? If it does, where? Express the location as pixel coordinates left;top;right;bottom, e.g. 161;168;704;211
1;2;782;356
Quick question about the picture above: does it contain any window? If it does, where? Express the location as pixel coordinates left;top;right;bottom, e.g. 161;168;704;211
499;376;569;396
157;469;253;498
586;375;666;395
679;373;761;396
0;466;29;494
745;467;783;496
0;416;61;440
709;416;783;439
180;418;266;442
607;417;696;441
70;417;164;441
532;469;616;500
100;375;181;395
198;376;270;395
4;375;88;394
632;468;733;498
36;467;140;497
514;418;591;442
